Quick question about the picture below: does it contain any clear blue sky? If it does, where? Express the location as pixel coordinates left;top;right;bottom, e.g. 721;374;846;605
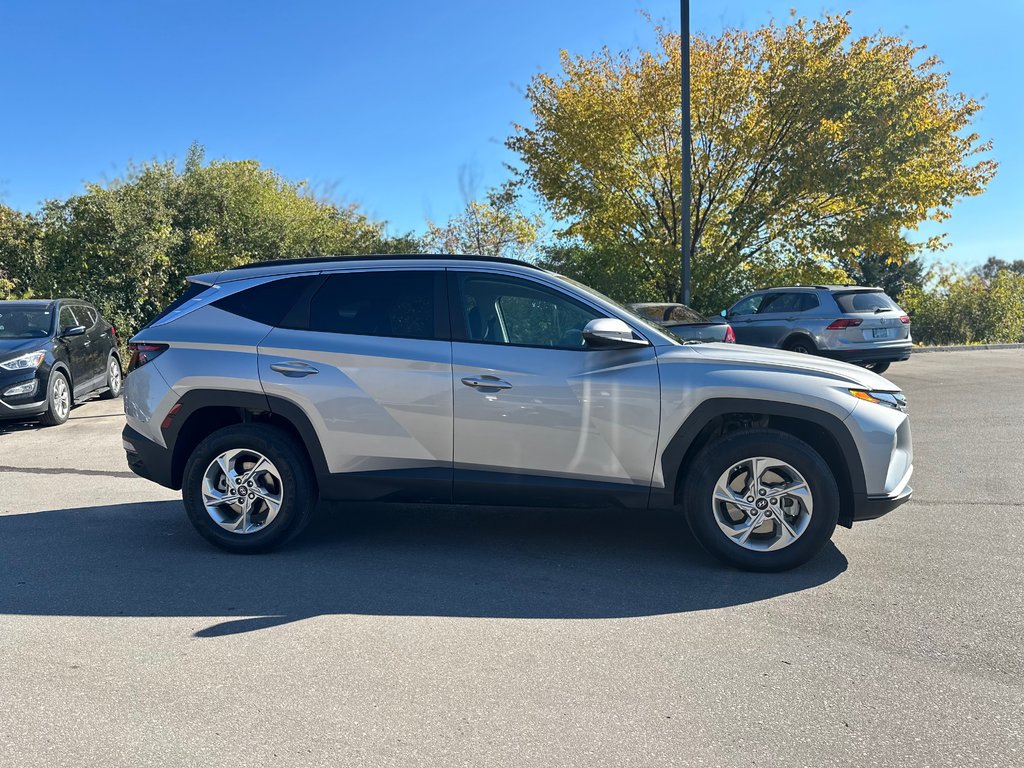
1;0;1020;267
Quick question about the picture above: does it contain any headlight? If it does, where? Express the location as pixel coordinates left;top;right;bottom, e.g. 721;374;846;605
849;389;907;411
0;350;46;371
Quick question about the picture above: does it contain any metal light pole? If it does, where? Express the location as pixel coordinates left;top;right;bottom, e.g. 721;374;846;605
680;0;692;305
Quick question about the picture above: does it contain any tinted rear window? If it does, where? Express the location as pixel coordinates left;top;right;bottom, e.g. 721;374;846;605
214;276;317;326
307;271;441;340
835;291;899;313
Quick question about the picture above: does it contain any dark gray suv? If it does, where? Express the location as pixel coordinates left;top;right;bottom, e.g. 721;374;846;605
724;286;912;373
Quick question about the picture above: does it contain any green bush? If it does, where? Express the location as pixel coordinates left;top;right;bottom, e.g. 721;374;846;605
899;270;1024;345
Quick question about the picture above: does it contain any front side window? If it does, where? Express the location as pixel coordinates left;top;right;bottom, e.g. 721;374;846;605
729;294;764;316
308;270;442;340
452;272;604;349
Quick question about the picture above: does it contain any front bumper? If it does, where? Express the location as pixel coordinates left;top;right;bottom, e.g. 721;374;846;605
123;424;178;489
852;485;913;521
0;371;47;420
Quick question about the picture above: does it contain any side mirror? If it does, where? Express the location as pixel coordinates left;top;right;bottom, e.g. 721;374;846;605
720;309;728;318
582;318;649;349
62;325;86;338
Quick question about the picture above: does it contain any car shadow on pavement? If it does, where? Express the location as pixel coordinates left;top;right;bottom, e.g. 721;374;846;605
0;500;847;636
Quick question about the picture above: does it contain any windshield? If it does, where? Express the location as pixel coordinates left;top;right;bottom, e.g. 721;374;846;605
554;275;687;345
0;307;54;339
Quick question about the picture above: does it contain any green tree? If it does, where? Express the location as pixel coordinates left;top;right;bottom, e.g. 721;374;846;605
425;185;542;260
509;13;996;312
900;268;1024;345
843;252;925;299
22;144;386;338
0;205;40;298
971;256;1024;281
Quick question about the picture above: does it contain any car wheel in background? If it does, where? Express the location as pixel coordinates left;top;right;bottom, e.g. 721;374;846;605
785;338;817;355
99;354;123;399
863;361;891;374
682;428;839;572
182;424;316;553
38;371;71;427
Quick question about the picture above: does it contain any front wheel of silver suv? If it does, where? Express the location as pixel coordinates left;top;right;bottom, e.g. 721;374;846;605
182;424;316;553
682;429;840;571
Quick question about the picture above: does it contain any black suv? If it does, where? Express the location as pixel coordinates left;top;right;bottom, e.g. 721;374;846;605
0;299;122;426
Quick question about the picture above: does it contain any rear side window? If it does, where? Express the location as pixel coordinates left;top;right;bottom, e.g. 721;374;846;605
758;293;802;313
835;291;899;313
75;306;98;328
798;294;820;312
214;276;317;327
307;271;443;340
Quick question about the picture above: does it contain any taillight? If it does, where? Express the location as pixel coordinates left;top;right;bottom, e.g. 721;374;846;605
899;315;910;324
723;324;736;343
826;319;863;330
127;342;168;372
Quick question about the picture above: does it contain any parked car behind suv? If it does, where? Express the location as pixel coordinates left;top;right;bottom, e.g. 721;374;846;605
122;256;913;571
0;299;122;426
628;302;735;343
724;286;912;373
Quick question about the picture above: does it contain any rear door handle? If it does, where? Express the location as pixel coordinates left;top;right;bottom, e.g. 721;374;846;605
270;361;319;377
461;375;512;390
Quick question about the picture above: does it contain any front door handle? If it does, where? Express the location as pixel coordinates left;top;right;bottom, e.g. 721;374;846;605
461;375;512;390
270;361;319;377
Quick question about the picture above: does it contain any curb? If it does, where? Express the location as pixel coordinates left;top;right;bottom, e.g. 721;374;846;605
912;343;1024;353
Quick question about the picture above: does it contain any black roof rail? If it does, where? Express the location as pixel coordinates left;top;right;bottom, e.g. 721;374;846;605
226;253;543;271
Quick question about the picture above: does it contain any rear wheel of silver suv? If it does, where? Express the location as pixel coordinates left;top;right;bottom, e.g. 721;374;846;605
182;424;316;553
682;429;839;571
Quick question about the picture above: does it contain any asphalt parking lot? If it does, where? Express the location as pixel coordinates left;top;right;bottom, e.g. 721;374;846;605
1;350;1021;767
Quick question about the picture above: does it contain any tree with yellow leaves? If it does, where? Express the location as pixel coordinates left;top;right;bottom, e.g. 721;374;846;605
510;13;996;310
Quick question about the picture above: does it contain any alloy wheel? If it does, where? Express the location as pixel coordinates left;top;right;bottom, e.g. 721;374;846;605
108;358;122;393
52;377;70;421
711;456;813;551
202;449;284;534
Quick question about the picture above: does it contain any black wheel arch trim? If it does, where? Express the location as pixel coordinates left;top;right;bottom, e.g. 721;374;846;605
782;333;817;351
161;388;330;490
654;397;867;527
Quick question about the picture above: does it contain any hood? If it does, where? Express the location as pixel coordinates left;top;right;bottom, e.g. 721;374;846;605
678;342;898;390
0;337;48;360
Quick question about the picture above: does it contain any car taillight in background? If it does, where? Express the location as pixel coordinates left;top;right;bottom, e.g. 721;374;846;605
826;319;864;330
724;324;736;343
127;342;168;372
899;315;911;324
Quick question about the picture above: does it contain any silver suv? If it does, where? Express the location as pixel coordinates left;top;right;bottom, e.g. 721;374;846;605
122;256;913;571
725;286;912;373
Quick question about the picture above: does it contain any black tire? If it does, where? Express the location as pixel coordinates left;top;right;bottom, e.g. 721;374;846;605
785;338;817;355
863;361;891;374
682;429;840;572
99;354;123;399
38;371;71;427
182;424;317;553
